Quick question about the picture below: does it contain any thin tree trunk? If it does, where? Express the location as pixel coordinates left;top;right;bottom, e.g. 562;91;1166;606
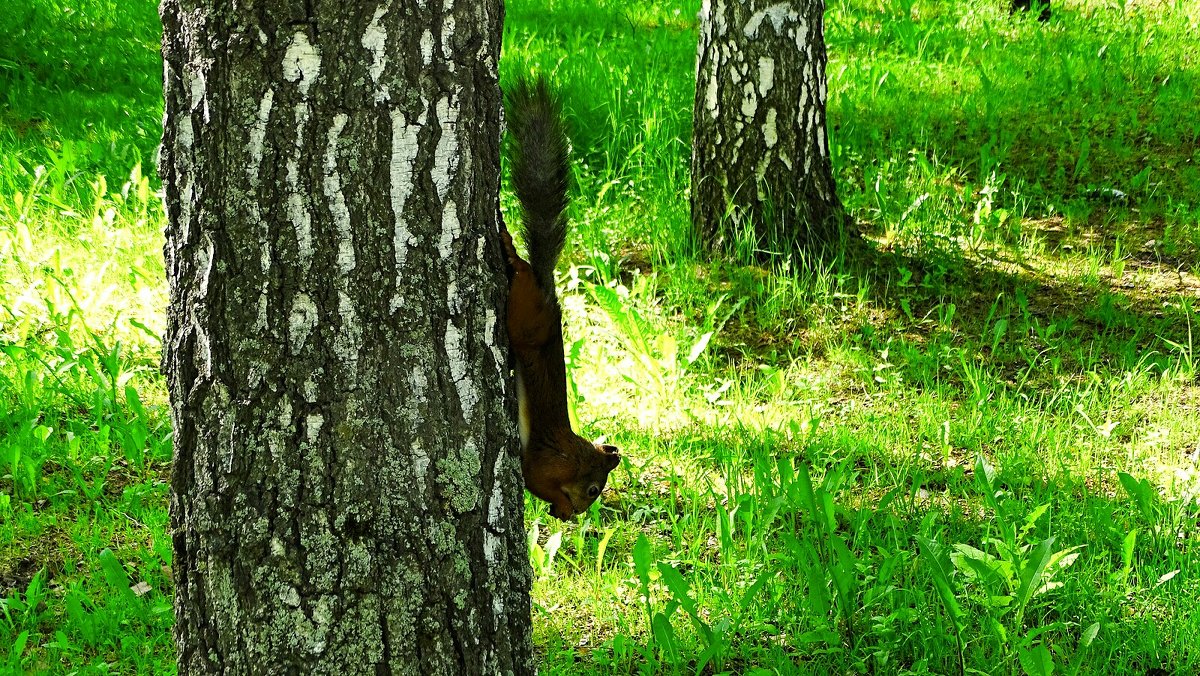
159;1;531;673
1010;0;1052;22
691;0;846;259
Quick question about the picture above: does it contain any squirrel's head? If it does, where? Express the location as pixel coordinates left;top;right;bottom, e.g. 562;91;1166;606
552;438;620;520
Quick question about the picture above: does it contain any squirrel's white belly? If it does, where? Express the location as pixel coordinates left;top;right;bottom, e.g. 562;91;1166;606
516;371;531;450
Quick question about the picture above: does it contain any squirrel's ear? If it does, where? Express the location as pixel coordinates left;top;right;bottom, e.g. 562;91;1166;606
597;443;618;455
602;449;620;470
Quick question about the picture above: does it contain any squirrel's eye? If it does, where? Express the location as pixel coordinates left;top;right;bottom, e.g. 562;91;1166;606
587;485;600;498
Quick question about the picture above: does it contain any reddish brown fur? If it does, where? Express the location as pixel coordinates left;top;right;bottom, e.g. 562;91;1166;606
502;77;620;519
501;229;619;520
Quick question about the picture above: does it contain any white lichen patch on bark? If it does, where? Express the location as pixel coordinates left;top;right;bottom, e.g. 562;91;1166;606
709;0;728;36
302;376;320;403
388;109;421;304
196;232;216;296
289;293;318;354
246;361;265;391
283;31;321;98
248;89;274;183
292;593;333;653
483;307;504;380
245;86;274;337
421;30;435;65
741;82;758;118
286;156;313;269
176;110;194;152
705;75;720;119
176;173;194;268
439;200;461;261
484;531;501;565
443;320;477;418
276;394;293;428
487;451;505;527
362;5;389;87
794;20;811;51
283;31;317;277
432;96;460;201
804;107;819;172
406;363;432;488
758;56;775;96
190;314;213;381
433;96;462;263
323;114;356;276
744;3;798;38
254;287;269;333
305;413;323;443
411;437;429;489
440;14;456;69
484;449;508;563
816;110;828;158
254;245;271;332
334;290;362;376
491;596;507;630
185;63;210;122
763;107;778;148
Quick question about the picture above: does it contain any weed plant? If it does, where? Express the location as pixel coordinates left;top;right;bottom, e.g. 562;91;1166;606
3;0;1200;672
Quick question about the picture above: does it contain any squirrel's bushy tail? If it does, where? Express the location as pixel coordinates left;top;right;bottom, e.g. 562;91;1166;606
506;77;570;294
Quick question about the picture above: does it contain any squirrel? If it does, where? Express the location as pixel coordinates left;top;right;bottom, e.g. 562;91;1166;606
500;77;620;520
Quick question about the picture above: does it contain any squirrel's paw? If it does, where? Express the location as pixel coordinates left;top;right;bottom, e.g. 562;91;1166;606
499;229;520;265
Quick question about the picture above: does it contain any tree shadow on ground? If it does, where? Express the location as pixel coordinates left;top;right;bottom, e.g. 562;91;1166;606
854;236;1196;355
708;232;1198;396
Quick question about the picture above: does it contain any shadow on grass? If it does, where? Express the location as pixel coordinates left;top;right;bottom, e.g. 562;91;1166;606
704;232;1197;398
854;237;1194;355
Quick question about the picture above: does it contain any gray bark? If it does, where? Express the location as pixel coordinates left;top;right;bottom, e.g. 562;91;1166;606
691;0;846;258
159;1;532;673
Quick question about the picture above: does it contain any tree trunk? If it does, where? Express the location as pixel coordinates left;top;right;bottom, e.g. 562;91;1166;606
691;0;846;259
1010;0;1052;22
159;1;532;673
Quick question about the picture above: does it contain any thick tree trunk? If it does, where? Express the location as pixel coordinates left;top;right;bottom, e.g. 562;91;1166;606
691;0;846;259
159;1;532;673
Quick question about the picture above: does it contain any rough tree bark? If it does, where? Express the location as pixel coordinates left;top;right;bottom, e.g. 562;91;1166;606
691;0;846;259
160;1;532;673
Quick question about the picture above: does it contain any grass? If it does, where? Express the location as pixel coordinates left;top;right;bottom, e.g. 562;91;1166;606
3;0;1200;672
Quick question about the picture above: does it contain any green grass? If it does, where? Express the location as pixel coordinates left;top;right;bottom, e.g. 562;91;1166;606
4;0;1200;672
